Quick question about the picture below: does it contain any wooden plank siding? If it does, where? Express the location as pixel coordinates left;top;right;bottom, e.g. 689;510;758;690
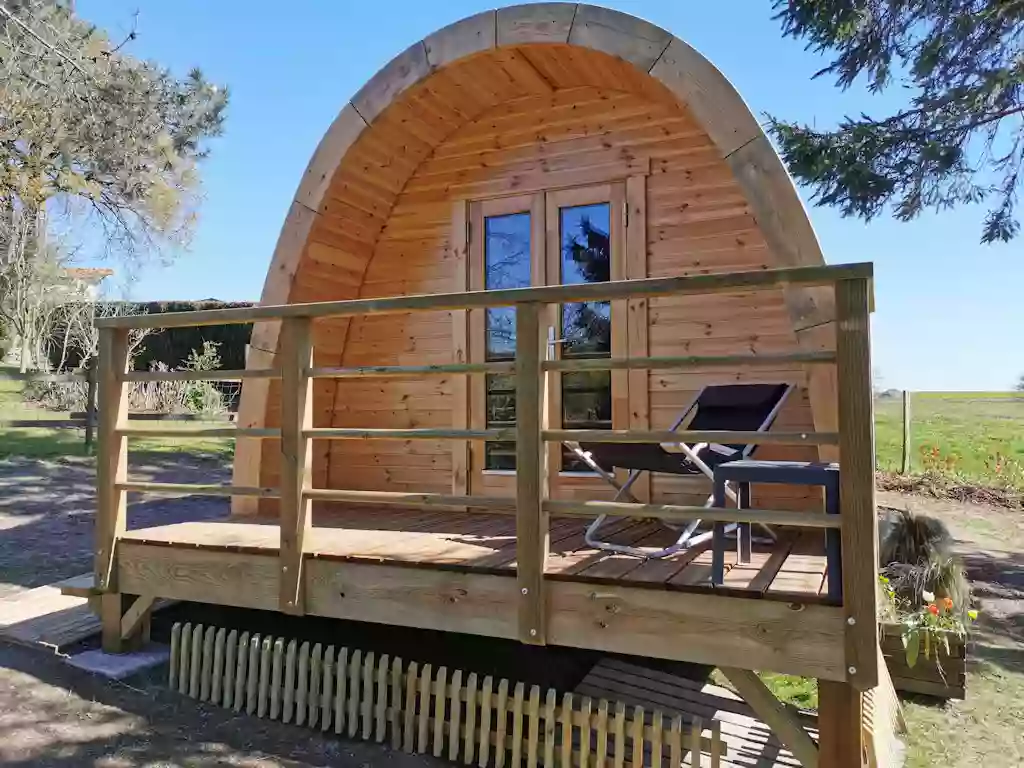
252;49;828;515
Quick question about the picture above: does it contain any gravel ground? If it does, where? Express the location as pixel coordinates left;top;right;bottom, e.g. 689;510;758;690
0;454;230;600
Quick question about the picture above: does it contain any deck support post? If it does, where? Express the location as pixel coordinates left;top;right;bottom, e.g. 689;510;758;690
96;327;131;652
515;302;548;644
279;316;314;615
719;668;819;767
817;680;865;768
835;277;878;690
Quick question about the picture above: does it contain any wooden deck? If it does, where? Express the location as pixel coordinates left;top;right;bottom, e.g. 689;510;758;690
120;507;832;602
0;575;100;651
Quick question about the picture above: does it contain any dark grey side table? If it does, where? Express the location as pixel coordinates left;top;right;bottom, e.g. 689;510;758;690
711;459;842;601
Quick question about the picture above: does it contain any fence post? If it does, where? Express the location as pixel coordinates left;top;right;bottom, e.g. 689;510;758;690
279;316;314;615
901;390;911;474
95;327;131;652
84;358;97;450
834;277;879;691
515;302;548;645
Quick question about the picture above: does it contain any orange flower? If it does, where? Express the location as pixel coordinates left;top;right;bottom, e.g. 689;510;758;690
928;604;939;616
943;597;954;611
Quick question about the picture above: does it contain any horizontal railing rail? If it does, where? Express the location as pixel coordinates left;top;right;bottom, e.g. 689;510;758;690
95;262;872;329
93;261;879;688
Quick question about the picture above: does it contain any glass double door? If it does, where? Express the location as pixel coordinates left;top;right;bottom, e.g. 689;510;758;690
468;184;627;496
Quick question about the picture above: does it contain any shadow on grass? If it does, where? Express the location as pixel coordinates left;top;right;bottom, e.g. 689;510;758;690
0;427;90;459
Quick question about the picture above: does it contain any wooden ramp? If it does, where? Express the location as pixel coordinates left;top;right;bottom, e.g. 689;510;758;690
0;575;100;651
575;658;813;767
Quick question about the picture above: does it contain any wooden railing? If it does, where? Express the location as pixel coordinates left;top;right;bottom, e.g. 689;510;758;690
93;262;878;688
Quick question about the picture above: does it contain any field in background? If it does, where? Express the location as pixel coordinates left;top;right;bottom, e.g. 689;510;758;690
0;373;233;460
4;375;1023;490
875;391;1024;491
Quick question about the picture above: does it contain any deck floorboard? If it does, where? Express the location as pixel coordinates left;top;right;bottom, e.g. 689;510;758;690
119;507;830;601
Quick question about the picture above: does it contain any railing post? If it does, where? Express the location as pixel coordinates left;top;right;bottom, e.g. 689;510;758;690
95;327;130;652
515;302;548;645
835;277;879;690
279;316;314;615
84;357;97;450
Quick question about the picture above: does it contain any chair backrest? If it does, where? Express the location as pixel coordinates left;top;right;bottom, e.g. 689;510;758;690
688;383;790;435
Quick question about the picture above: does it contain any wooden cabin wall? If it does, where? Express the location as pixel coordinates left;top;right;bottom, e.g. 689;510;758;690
251;85;818;510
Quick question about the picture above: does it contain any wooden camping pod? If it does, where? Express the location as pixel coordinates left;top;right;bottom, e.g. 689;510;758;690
232;3;839;513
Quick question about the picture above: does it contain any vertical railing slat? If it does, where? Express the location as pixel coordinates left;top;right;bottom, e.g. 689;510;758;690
376;654;390;743
612;701;625;768
494;679;509;768
689;718;702;768
282;639;296;723
295;640;309;725
560;692;574;768
479;676;494;768
433;666;448;757
348;649;362;738
308;643;322;727
514;302;548;645
95;328;129;635
362;651;375;740
211;628;227;705
417;664;432;754
390;656;404;749
403;660;418;752
835;276;879;690
630;706;643;768
335;647;348;735
579;697;593;768
595;699;609;768
464;672;478;764
278;316;314;615
543;688;557;768
321;645;335;732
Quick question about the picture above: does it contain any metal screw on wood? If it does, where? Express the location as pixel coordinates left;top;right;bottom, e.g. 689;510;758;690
847;616;856;625
529;628;537;637
521;587;528;595
848;666;857;675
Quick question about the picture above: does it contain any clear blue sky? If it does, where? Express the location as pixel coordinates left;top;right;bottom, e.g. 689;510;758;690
75;0;1023;392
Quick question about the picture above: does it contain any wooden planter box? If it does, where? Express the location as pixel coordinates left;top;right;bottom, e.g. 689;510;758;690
881;622;967;699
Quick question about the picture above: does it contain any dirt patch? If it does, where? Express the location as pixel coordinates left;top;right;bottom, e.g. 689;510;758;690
878;490;1024;767
877;471;1023;510
0;639;441;768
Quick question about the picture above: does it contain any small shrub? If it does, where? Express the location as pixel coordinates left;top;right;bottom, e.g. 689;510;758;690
880;507;953;566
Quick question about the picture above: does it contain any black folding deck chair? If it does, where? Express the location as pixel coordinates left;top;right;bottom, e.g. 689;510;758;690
564;382;795;559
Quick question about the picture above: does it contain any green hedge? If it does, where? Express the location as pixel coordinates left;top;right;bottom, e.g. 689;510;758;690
48;300;254;371
131;301;253;371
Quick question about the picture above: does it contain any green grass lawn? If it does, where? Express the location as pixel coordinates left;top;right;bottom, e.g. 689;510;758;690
0;372;233;460
875;392;1024;491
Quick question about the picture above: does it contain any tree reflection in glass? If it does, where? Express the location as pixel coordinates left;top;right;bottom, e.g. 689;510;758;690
559;203;612;471
484;212;530;470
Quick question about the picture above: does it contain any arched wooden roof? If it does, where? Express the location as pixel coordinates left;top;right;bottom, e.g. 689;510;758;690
234;3;837;497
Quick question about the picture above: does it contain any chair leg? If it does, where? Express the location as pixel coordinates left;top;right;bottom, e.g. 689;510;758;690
738;483;752;564
711;478;728;585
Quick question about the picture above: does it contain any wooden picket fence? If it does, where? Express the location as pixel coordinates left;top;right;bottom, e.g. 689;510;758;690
170;623;726;767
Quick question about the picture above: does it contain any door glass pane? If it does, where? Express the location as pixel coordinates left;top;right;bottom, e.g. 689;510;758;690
559;202;612;471
484;212;531;470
